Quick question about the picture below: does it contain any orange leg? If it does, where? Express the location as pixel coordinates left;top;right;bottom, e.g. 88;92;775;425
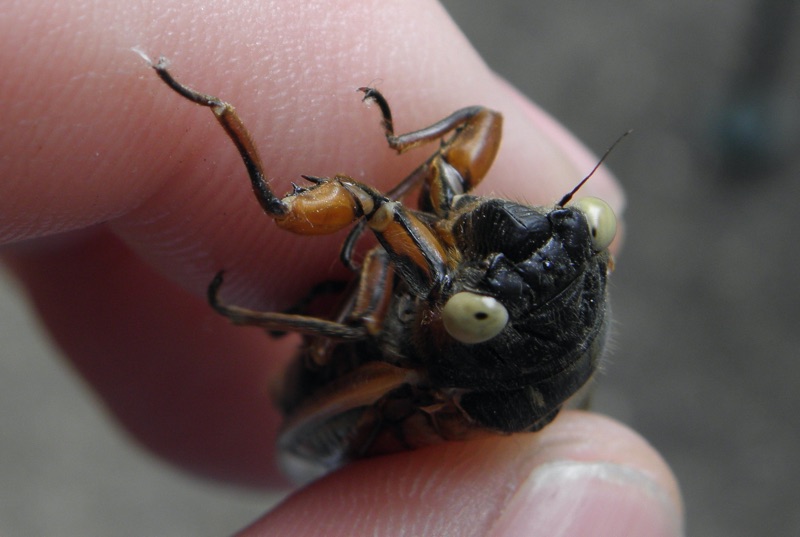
153;59;290;219
360;88;503;216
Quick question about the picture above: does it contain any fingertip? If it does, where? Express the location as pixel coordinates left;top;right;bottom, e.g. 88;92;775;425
486;413;683;537
488;460;683;537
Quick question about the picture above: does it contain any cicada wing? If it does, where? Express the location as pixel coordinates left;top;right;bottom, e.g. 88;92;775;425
277;361;419;483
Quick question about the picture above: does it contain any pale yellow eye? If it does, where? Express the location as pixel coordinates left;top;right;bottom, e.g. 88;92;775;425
571;196;617;251
442;292;508;344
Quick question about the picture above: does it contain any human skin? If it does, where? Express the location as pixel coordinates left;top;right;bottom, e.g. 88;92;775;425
1;1;682;535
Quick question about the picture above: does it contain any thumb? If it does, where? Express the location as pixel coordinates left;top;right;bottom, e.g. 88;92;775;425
238;412;683;537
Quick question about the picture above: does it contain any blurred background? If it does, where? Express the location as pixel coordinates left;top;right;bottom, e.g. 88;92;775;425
2;1;798;535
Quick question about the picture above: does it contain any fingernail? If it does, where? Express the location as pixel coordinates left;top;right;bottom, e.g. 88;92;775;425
488;461;683;537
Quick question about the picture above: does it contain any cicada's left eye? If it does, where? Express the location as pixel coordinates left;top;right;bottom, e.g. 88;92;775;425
442;292;508;344
571;196;617;251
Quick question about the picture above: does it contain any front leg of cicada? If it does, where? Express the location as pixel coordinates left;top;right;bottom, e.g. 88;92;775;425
151;59;378;237
360;88;503;216
151;58;290;219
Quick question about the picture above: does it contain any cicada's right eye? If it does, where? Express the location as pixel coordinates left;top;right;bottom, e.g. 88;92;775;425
570;196;617;251
442;292;508;344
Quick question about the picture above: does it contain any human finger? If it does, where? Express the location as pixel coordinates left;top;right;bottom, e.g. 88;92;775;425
2;0;624;486
238;413;683;537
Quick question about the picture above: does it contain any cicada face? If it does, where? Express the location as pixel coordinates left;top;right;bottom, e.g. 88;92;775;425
405;196;614;432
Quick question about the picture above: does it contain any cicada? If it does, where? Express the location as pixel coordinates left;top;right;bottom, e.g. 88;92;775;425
149;58;617;482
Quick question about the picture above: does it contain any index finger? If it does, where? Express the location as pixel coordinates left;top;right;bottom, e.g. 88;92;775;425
1;0;623;298
1;0;624;486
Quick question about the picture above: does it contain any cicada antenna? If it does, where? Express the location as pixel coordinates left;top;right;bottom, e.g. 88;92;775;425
557;130;632;207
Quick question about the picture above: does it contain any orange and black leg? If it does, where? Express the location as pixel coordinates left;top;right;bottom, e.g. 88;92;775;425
359;87;503;216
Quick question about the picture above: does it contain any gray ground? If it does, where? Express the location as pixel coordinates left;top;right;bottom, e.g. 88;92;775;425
2;2;798;536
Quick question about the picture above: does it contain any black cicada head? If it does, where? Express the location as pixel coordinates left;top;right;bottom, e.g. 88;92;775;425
413;194;617;432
